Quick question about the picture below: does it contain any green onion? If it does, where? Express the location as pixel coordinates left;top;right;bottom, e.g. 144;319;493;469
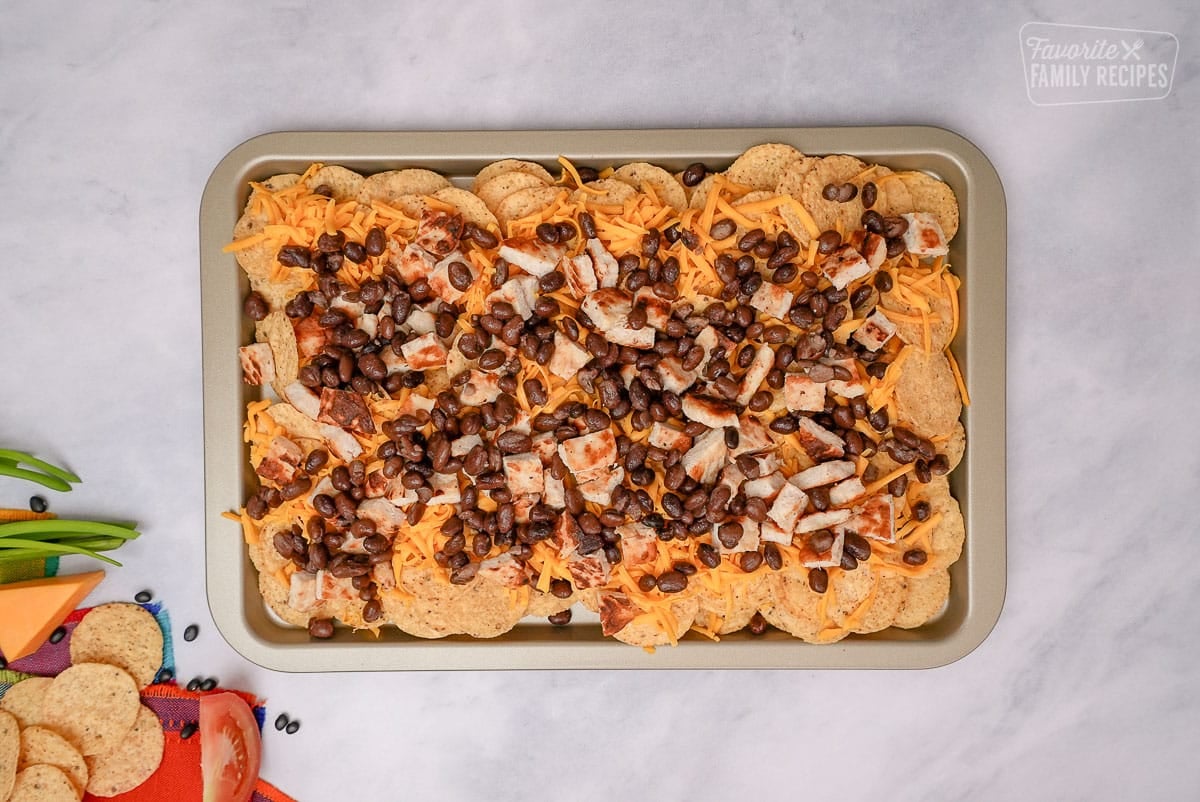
0;519;139;540
0;449;81;491
0;519;140;566
0;538;123;566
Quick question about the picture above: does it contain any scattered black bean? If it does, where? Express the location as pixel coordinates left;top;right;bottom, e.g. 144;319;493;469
29;495;48;513
48;626;67;644
184;624;200;642
199;677;218;692
180;722;198;740
681;162;707;187
274;713;289;731
186;677;202;692
285;720;301;735
134;590;153;603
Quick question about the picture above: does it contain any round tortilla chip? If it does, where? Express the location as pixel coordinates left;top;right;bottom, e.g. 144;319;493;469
475;172;549;214
304;165;364;202
18;727;88;796
941;421;966;472
878;284;955;352
69;603;163;689
611;162;688;211
684;173;716;209
873;170;915;217
524;588;575;618
1;710;18;802
495;186;563;229
822;565;878;629
847;570;907;634
611;597;699;648
571;178;635;208
774;156;819;245
383;567;525;639
0;678;52;729
800;154;869;235
725;143;806;191
8;764;79;802
472;159;554;193
41;664;139;757
257;567;322;629
896;171;959;241
84;704;163;798
695;574;770;635
914;476;965;569
357;169;450;205
254;311;299;387
432;187;498;231
759;568;824;642
894;568;950;628
892;349;962;439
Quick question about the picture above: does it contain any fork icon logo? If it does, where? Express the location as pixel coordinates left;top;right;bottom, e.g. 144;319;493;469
1020;23;1178;105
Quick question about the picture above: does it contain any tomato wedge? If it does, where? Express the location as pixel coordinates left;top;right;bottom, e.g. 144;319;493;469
200;692;262;802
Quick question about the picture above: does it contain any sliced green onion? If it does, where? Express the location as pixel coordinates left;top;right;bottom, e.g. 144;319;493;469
0;538;122;566
0;519;140;540
0;460;73;492
0;449;82;483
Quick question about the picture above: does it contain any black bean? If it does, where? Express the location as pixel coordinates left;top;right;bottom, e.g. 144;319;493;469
277;245;310;268
535;222;560;244
243;291;270;321
199;677;218;692
186;677;202;692
548;609;573;626
808;568;829;594
903;549;928;566
48;626;67;644
275;713;289;731
364;226;387;256
681;162;707;187
861;210;885;234
763;543;783;570
843;532;872;561
578;212;597;239
181;722;198;740
816;230;842;255
738;551;764;572
184;624;200;642
538;271;565;293
656;570;688;593
134;589;153;603
709;218;736;240
285;719;301;734
448;261;473;291
344;241;367;264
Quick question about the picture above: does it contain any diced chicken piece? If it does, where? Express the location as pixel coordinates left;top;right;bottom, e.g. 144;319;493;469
355;498;407;536
681;428;728;485
658;358;698;395
398;392;435;417
477;553;527;588
648;422;692;453
822;244;873;290
239;343;275;385
712;517;761;555
428;473;462;506
825;358;867;398
735;345;774;406
580;288;630;331
634;287;672;331
381;349;409;376
415;210;464;257
451;433;483;458
293;315;328;360
607;321;655;349
513;494;538;524
498;238;565;278
692;326;730;373
731;415;774;456
288;572;318;613
318;388;377;434
338;533;369;555
429;255;470;304
767;482;809;531
330;296;365;324
843;494;895;543
255;436;303;484
586;238;620;288
503;453;544;496
748;282;794;321
531;432;558;465
308;475;334;504
385;482;418;508
564;253;598;298
401;332;449;370
392;242;436;284
486;277;534;320
578;466;625;504
718;462;746;494
571;553;612;591
852;310;898;352
795;508;853;534
681;396;738;429
617;524;658;565
847;230;888;270
829;477;867;507
901;212;949;257
554;513;582;557
319;423;363;461
543;474;565;508
799;530;845;569
618;363;639;388
548;331;591;379
316;571;357;603
504;408;532;435
405;307;437;335
459;370;503;406
744;452;779;478
372;560;397;592
759;519;792;545
282;382;321;419
743;472;786;500
784;375;826;413
794;417;846;460
790;460;857;490
559;429;618;475
358;313;378;339
597;590;639;635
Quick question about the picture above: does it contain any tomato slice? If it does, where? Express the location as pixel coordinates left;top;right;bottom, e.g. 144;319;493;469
200;692;262;802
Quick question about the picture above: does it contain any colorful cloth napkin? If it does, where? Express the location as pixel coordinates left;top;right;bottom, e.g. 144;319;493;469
0;602;294;802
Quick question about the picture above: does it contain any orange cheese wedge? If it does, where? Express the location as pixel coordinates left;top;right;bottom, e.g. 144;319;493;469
0;571;105;661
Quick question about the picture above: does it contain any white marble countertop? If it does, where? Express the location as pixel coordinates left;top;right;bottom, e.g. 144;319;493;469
1;2;1197;800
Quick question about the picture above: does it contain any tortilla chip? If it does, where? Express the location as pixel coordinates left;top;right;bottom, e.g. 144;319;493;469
892;349;962;439
894;568;950;628
524;589;575;618
878;284;955;352
254;311;299;387
68;603;163;689
258;568;319;629
84;704;163;797
847;570;907;634
611;597;699;647
0;678;53;729
0;710;18;802
383;567;525;639
915;476;965;568
7;764;79;802
496;186;563;230
571;178;635;208
472;159;554;193
942;421;966;472
18;727;88;797
874;170;915;218
895;171;959;241
695;574;771;635
611;162;688;211
685;174;717;209
725;143;806;191
40;664;140;756
475;172;549;214
774;156;819;244
357;169;450;205
432;187;499;231
800;154;869;234
759;568;824;642
304;165;364;202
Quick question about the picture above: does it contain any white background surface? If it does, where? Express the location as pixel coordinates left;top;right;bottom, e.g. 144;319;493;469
2;2;1197;800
